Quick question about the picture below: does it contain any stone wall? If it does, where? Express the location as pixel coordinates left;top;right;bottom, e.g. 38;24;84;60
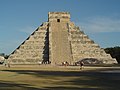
8;22;49;64
68;22;117;64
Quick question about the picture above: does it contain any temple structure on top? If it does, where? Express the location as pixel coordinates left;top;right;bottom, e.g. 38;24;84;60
7;12;118;65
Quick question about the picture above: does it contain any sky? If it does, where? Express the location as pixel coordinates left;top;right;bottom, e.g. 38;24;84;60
0;0;120;55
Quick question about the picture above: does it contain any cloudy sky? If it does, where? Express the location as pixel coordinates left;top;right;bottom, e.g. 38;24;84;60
0;0;120;54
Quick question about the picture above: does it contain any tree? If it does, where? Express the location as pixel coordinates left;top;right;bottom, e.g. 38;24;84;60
104;46;120;63
4;55;9;59
0;53;9;59
0;53;5;57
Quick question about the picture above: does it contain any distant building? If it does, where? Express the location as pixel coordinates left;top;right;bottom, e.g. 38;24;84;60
7;12;118;65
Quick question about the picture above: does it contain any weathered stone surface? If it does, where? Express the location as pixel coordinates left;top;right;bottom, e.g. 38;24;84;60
7;12;118;65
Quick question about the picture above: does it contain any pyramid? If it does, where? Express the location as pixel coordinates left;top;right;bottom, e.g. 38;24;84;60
7;12;117;65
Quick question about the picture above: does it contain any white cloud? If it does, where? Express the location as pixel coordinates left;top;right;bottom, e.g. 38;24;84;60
77;16;120;33
18;26;36;34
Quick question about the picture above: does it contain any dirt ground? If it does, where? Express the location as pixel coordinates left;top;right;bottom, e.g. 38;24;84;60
0;65;120;90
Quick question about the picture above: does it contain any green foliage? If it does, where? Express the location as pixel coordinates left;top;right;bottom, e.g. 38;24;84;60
0;53;5;56
4;55;9;59
104;46;120;63
0;53;9;59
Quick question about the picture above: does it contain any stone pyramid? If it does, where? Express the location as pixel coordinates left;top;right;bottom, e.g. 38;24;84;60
7;12;117;65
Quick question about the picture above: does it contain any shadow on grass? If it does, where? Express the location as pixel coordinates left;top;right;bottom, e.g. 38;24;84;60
0;80;42;90
1;69;120;90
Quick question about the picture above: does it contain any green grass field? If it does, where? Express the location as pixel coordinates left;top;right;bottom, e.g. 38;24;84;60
0;65;120;90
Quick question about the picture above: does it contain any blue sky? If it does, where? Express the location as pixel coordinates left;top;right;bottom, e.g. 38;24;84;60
0;0;120;54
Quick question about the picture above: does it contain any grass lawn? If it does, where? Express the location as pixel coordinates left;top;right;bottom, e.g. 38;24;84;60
0;65;120;90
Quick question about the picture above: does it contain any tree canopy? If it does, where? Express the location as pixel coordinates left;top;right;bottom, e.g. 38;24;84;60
104;46;120;63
